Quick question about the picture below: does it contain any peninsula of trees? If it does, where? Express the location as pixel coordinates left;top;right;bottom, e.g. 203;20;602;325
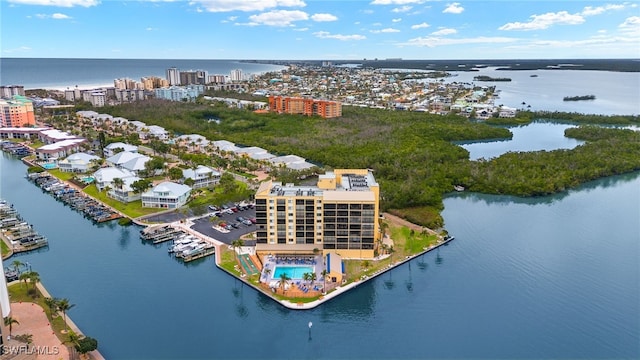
94;99;640;228
473;76;512;82
563;95;596;101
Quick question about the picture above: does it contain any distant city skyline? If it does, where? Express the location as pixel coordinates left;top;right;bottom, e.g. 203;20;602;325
1;0;639;60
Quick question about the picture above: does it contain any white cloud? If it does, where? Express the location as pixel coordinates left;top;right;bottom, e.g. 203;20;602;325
146;27;158;31
371;0;424;4
34;12;71;19
51;12;70;18
190;0;306;13
402;36;517;47
411;22;429;29
392;18;401;22
619;16;640;35
313;31;366;41
311;13;337;22
580;3;627;16
2;46;32;54
392;6;412;13
499;11;585;31
431;28;456;36
228;15;238;21
372;22;382;26
443;2;464;14
294;27;308;31
246;10;308;26
370;27;400;33
7;0;97;6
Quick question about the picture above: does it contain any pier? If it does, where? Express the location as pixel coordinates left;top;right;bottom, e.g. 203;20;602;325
0;199;49;258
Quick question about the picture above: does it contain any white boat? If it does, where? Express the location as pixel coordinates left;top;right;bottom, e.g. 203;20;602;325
168;235;197;253
181;243;206;257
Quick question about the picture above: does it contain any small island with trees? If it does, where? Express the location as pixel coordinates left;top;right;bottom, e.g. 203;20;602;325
473;75;512;82
563;95;596;101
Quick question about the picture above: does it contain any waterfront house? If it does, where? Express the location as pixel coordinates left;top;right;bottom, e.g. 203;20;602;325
141;182;191;209
499;106;517;118
58;152;100;173
103;142;138;158
93;167;136;191
108;175;144;203
35;138;86;161
105;151;150;175
182;165;220;189
0;127;50;140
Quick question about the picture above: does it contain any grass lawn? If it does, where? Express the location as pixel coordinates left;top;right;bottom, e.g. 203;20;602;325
343;220;440;283
8;283;71;344
188;182;252;210
47;169;75;181
83;185;164;218
1;241;10;258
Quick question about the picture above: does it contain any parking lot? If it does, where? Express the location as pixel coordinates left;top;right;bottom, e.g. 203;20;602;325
190;207;256;246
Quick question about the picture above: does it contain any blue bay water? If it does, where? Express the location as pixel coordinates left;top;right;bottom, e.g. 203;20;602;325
1;150;638;359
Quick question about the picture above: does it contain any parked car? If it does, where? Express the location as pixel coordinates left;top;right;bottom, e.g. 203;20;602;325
241;219;253;226
208;205;219;211
249;217;257;224
230;222;240;229
236;216;246;222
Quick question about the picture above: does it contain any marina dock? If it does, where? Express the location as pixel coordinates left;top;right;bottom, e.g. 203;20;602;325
26;172;122;223
1;199;49;257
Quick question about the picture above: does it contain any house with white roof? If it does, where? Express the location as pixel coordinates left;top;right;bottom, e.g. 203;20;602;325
234;146;275;161
212;140;239;153
145;125;169;140
38;129;78;144
104;142;138;158
93;167;135;191
141;182;191;209
182;165;220;189
105;151;150;175
108;175;144;203
76;110;99;120
35;138;86;160
177;134;210;152
58;152;100;173
268;155;317;171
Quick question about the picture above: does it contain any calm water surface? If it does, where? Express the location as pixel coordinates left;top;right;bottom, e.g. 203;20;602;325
460;122;585;160
0;151;638;359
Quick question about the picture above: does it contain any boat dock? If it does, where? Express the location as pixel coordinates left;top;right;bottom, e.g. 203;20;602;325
26;172;122;223
182;245;215;262
140;224;183;244
1;199;49;257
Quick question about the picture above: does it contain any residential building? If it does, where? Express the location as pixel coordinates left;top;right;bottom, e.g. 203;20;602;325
0;127;49;140
0;85;25;98
58;152;100;173
182;165;220;189
0;95;36;127
35;138;86;160
105;151;150;175
154;85;204;102
268;96;342;118
166;67;180;86
104;142;138;157
180;70;208;85
212;140;239;153
230;69;243;82
268;155;317;170
234;146;275;161
93;166;136;191
141;181;191;209
108;175;144;203
254;169;380;259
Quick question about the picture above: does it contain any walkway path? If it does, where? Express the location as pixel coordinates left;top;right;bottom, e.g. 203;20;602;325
10;302;69;360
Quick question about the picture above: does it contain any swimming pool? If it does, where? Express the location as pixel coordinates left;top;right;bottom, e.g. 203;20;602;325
81;176;95;184
41;163;56;169
272;266;314;280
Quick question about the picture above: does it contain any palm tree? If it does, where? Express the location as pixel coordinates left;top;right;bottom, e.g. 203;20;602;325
309;272;317;286
65;330;80;360
303;272;311;286
28;271;40;290
112;177;124;190
4;316;19;336
57;298;76;332
231;239;244;263
277;273;290;295
11;260;23;273
44;297;61;316
263;267;271;283
19;272;30;288
321;269;328;292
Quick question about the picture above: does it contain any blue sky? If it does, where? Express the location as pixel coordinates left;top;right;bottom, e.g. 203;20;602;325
1;0;639;59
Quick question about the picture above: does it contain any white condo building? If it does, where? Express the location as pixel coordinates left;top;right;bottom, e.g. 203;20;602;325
166;67;180;86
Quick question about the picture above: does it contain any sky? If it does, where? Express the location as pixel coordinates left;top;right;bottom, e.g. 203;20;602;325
1;0;639;60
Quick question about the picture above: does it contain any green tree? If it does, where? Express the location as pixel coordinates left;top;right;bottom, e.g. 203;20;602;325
44;297;60;315
4;316;19;336
75;336;98;355
168;167;184;181
112;177;124;190
219;173;238;193
277;272;290;295
131;179;152;194
321;269;328;293
57;298;76;332
11;260;23;272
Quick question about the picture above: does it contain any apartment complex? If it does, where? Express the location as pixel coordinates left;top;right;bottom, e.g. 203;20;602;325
268;96;342;118
0;95;36;127
254;169;380;259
